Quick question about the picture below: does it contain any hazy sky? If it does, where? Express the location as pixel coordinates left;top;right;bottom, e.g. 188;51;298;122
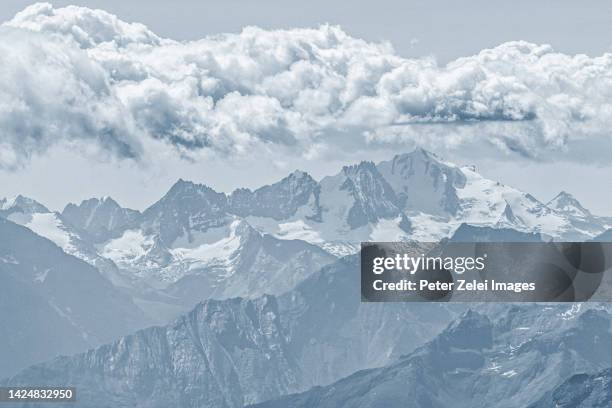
1;1;612;215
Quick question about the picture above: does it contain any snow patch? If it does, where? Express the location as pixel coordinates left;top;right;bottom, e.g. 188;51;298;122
101;229;154;264
169;220;244;275
369;217;406;241
559;303;582;320
276;220;322;243
10;212;75;252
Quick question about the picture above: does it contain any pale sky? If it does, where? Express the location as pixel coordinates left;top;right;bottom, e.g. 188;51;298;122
2;0;612;62
1;1;612;215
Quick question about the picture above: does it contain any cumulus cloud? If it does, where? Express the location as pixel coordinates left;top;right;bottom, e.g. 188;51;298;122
0;25;140;169
1;2;612;168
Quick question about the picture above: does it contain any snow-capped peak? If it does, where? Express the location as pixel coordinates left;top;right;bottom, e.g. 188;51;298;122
147;179;228;213
0;196;87;257
336;161;400;228
61;196;140;242
377;148;466;216
141;179;229;245
546;191;592;218
229;170;320;220
63;196;121;214
163;179;224;201
0;195;49;215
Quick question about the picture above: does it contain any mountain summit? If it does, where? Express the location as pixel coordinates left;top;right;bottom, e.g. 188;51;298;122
547;191;592;218
229;170;320;221
62;197;140;242
377;148;466;216
0;195;49;217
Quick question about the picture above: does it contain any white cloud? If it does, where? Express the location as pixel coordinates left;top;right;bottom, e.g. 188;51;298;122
1;2;612;169
0;25;141;169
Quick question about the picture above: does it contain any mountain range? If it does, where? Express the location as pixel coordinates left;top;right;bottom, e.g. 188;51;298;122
2;148;612;406
3;148;611;302
7;254;612;408
3;254;460;407
252;305;612;408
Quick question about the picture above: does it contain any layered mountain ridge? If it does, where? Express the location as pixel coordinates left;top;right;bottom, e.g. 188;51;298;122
5;149;606;264
0;218;150;379
8;266;610;408
4;295;300;408
2;148;611;396
3;254;460;408
252;305;612;408
2;148;609;321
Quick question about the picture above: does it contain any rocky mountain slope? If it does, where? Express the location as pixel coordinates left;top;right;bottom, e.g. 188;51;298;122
3;254;461;407
61;197;140;243
531;367;612;408
277;255;458;389
5;296;299;408
252;304;612;408
6;233;611;407
0;218;150;378
0;195;132;288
